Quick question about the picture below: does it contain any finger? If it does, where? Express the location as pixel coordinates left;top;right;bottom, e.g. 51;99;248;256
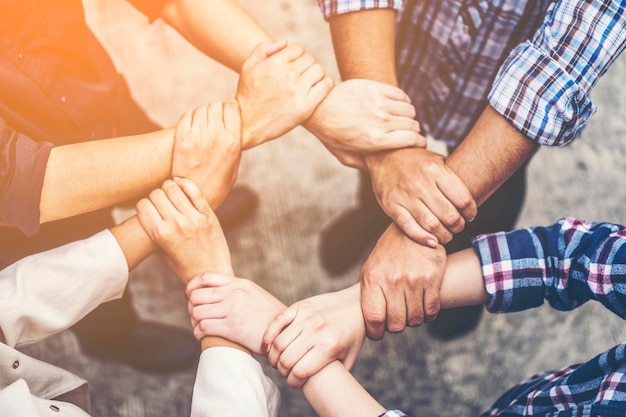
262;308;298;355
359;277;387;340
175;109;193;137
208;101;225;135
268;319;303;367
188;288;224;308
307;75;334;104
246;40;288;66
147;187;179;220
135;197;164;234
436;174;478;224
173;177;213;215
378;83;411;103
191;105;209;133
290;52;317;76
275;335;314;379
161;179;197;215
384;280;408;333
378;130;426;151
286;348;329;388
386;203;439;248
299;62;326;89
422;285;441;323
419;190;466;238
186;272;234;298
193;318;230;341
222;98;242;144
276;43;305;62
385;99;417;119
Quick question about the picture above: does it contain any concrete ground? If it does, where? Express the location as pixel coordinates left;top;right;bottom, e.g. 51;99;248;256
20;0;626;416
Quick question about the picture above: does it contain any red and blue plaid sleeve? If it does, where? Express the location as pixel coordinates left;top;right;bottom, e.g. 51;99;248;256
316;0;402;21
488;0;626;146
472;217;626;318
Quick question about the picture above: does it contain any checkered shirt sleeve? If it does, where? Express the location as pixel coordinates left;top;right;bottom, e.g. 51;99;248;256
316;0;402;20
472;217;626;317
488;0;626;146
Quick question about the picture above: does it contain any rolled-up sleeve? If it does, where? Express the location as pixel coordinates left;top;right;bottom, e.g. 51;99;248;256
472;217;626;318
316;0;403;21
0;229;128;348
488;0;626;146
0;117;53;237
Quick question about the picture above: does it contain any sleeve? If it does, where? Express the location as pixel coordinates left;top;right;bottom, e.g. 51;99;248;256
126;0;168;23
488;0;626;146
191;347;280;417
0;116;53;237
471;217;626;318
0;230;128;348
316;0;403;21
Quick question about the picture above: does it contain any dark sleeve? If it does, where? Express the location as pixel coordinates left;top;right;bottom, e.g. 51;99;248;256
0;116;53;237
126;0;169;23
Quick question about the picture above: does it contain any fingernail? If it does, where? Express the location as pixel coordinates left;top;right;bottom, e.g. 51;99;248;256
261;342;268;356
426;238;438;248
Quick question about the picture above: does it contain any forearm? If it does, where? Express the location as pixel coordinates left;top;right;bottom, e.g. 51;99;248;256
109;216;158;271
329;9;397;84
446;105;539;206
303;360;386;417
161;0;273;72
40;127;175;223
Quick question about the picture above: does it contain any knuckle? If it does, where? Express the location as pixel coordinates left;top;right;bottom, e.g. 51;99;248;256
421;215;442;234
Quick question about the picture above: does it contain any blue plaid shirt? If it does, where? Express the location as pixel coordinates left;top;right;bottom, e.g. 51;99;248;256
317;0;626;146
379;218;626;416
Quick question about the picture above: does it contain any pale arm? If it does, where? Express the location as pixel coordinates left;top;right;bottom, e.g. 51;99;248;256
160;0;272;72
40;127;175;224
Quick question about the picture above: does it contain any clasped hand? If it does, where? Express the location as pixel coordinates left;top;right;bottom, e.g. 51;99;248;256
304;79;425;169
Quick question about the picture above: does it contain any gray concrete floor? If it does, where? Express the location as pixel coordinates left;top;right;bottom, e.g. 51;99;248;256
20;1;626;416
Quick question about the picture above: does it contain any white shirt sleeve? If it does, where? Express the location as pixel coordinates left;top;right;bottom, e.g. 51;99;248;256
0;379;91;417
191;347;280;417
0;229;128;348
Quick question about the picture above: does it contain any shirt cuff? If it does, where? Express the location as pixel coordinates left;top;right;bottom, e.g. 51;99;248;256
0;229;128;348
0;130;53;237
488;41;595;147
317;0;402;21
471;228;547;314
192;347;280;417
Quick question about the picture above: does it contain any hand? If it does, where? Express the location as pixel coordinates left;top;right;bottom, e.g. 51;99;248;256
186;272;286;353
304;79;424;165
261;284;365;388
136;178;232;280
366;147;477;246
237;40;333;148
360;223;446;340
172;100;242;209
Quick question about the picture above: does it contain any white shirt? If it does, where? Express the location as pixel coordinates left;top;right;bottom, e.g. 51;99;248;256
0;230;280;417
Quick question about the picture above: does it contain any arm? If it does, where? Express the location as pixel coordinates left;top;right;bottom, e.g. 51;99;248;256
185;248;486;415
41;128;175;223
0;216;153;348
0;117;176;235
472;217;626;317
